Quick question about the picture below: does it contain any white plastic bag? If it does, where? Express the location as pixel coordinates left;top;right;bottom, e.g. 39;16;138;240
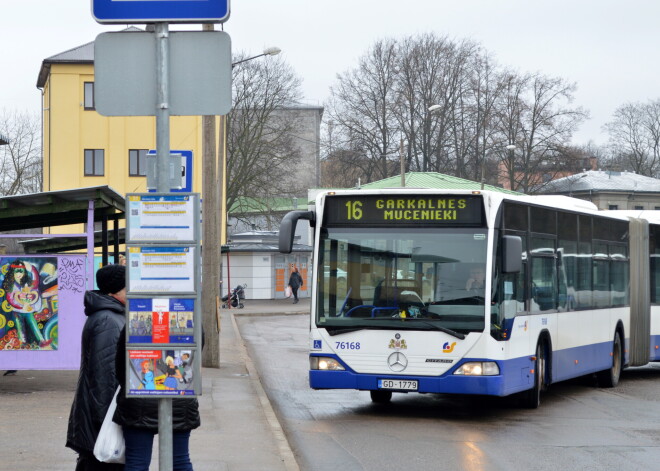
93;387;125;464
285;286;292;298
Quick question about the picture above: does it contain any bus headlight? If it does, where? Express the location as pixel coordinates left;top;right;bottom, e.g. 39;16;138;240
310;356;345;371
454;361;499;376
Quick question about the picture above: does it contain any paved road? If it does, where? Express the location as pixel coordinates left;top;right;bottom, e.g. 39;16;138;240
238;313;660;471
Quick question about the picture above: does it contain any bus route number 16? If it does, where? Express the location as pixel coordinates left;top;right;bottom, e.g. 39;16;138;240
346;200;362;220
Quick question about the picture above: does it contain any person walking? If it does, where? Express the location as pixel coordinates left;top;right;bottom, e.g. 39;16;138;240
113;331;200;471
66;264;127;471
288;264;303;304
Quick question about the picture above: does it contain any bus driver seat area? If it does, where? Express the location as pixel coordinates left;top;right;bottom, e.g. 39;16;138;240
373;279;424;317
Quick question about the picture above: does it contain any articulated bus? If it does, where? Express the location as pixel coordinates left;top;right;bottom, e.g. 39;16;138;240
279;189;660;408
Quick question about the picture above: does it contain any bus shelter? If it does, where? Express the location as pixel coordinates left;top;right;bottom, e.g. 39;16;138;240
0;186;124;370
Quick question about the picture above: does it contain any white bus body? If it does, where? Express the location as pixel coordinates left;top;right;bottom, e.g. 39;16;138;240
279;189;660;407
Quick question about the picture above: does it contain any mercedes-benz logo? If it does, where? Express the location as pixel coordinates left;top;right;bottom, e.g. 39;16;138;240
387;352;408;372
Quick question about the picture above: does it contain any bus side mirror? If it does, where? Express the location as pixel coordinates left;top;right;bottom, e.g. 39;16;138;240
279;210;315;254
502;235;522;274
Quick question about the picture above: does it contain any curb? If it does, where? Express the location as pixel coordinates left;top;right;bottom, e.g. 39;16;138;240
229;311;308;317
229;312;300;471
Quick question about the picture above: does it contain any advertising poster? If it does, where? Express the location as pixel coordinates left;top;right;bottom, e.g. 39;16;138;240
128;298;195;344
128;246;195;293
0;258;59;351
127;349;197;396
127;194;196;242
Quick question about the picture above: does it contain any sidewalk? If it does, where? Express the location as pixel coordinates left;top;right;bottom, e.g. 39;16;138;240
195;297;309;471
0;297;309;471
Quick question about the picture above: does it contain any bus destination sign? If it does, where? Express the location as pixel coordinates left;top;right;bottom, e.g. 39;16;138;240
325;195;484;226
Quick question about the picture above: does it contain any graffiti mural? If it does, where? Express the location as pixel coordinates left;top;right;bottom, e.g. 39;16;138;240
0;258;58;351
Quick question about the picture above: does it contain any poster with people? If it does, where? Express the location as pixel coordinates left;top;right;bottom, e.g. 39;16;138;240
127;349;197;396
128;298;194;344
0;258;58;351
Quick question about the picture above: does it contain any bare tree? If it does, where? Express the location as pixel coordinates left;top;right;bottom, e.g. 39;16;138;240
226;55;304;216
325;34;587;191
325;39;401;181
494;73;588;193
0;109;42;195
604;99;660;177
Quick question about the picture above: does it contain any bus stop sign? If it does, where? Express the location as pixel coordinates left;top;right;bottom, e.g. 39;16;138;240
92;0;230;24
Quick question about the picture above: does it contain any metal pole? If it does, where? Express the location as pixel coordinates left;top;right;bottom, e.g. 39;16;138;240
155;22;173;471
481;151;486;190
400;138;405;187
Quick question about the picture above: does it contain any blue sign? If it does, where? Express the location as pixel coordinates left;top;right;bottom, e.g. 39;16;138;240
92;0;230;24
147;150;193;192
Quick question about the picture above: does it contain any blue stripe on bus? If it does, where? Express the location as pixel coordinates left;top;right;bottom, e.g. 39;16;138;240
651;335;660;361
310;337;660;397
310;354;531;396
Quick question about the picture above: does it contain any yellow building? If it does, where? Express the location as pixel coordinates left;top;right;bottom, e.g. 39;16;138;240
37;31;226;241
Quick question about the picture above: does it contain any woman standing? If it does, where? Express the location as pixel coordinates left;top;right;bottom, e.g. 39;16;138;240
287;264;303;304
66;263;126;471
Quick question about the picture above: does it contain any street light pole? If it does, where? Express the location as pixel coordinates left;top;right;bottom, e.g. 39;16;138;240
506;144;516;190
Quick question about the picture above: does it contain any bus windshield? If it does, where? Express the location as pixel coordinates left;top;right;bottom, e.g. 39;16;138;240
317;227;488;335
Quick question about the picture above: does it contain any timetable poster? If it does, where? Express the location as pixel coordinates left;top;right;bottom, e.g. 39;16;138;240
127;194;196;242
128;298;195;344
128;246;195;293
127;348;197;396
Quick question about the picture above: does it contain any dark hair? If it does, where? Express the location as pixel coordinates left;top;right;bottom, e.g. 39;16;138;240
3;260;31;292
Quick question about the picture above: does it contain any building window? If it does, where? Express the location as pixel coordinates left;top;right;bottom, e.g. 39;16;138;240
84;82;95;110
84;149;104;176
608;204;618;210
634;205;644;210
129;149;148;176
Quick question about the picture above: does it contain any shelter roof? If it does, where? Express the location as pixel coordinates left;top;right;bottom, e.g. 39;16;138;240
0;185;125;232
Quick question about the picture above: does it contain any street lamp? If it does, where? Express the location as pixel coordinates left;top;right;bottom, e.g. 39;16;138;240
231;47;282;67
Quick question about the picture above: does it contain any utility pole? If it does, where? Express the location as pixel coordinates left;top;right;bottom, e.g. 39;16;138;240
201;23;220;368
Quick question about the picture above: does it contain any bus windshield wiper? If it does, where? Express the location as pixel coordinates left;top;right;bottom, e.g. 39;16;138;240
325;326;366;336
404;319;466;339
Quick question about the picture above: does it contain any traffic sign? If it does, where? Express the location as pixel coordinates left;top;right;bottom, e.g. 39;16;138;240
92;0;230;24
95;31;232;116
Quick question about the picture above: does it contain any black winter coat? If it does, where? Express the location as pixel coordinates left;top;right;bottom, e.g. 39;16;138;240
288;271;303;289
113;327;200;432
66;291;125;455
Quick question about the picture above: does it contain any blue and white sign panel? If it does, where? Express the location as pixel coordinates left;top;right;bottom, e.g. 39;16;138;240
92;0;230;24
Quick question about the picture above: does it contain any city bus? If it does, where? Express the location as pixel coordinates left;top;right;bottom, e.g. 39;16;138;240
278;189;660;408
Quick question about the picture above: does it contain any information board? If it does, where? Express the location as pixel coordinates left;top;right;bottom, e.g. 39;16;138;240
125;192;202;398
128;246;196;293
127;193;197;242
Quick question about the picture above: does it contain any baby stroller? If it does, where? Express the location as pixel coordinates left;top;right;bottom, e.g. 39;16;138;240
222;283;247;309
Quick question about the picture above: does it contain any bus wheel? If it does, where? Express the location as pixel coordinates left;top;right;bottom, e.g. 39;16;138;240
521;341;545;409
596;331;622;388
370;390;392;404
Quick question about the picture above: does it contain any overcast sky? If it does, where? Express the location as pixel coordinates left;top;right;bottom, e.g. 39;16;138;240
2;0;658;146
